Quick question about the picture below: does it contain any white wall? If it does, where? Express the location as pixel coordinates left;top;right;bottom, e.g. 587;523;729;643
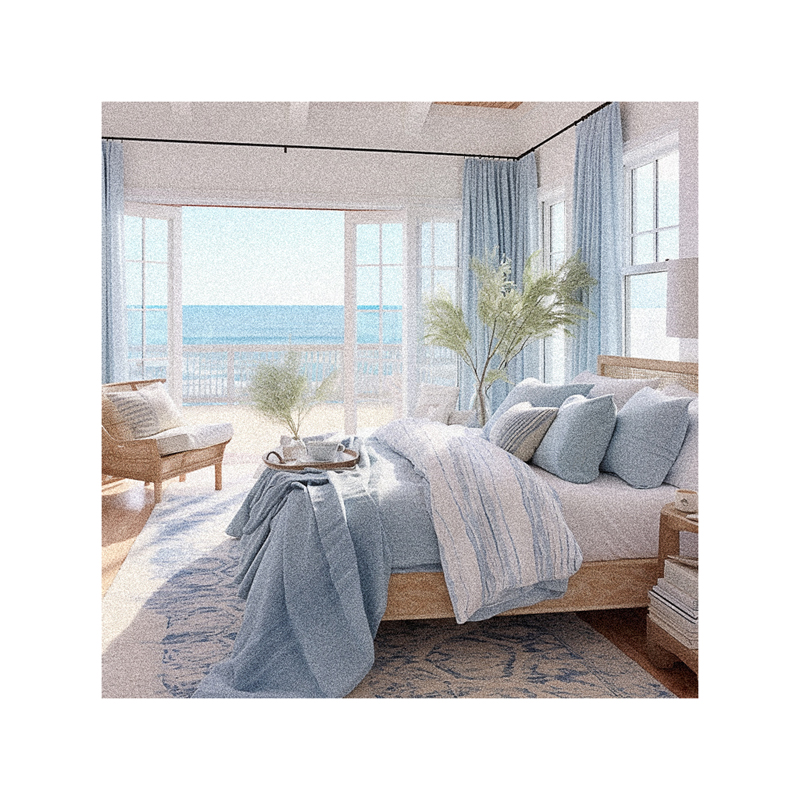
121;140;464;211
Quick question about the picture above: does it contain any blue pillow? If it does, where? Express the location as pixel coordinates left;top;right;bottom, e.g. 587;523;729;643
488;403;559;462
532;394;617;483
484;379;593;438
600;387;692;489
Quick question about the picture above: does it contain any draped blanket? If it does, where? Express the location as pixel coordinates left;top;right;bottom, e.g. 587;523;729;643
371;419;582;623
193;444;392;698
193;420;582;697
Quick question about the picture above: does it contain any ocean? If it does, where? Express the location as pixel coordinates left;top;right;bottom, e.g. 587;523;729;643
136;305;403;346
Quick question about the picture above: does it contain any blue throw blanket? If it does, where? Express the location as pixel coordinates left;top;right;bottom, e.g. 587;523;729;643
193;440;391;698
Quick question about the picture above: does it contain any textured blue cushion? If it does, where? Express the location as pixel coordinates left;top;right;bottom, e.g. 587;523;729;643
484;379;593;438
487;403;559;462
600;387;692;489
532;394;617;483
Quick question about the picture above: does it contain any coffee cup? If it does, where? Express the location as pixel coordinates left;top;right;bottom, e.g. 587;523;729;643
675;489;698;514
305;441;345;462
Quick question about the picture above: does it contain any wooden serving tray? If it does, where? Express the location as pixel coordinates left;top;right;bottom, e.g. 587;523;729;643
262;448;360;472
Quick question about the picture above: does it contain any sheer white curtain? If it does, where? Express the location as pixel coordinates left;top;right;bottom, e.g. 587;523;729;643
102;140;128;383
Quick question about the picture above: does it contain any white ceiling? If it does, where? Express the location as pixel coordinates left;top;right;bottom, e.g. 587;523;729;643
101;101;605;159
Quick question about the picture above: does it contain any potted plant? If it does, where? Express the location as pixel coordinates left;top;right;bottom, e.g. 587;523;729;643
423;249;596;425
249;350;339;457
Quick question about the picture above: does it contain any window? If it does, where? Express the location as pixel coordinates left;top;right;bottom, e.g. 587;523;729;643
418;220;459;387
123;205;181;390
630;151;679;264
623;147;680;360
541;199;567;383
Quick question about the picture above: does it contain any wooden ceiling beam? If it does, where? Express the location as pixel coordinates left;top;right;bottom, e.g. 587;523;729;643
434;102;522;109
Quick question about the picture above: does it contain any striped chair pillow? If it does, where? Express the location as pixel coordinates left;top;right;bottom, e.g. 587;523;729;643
488;402;559;462
105;384;184;439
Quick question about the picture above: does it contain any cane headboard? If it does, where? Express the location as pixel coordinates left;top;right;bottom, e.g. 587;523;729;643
597;355;698;394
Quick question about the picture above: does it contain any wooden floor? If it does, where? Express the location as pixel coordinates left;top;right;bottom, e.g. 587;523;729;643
102;475;698;699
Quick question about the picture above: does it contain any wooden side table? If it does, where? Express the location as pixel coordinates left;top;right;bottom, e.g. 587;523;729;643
647;502;699;674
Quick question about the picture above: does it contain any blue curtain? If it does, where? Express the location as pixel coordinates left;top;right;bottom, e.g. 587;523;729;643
459;154;539;410
569;102;624;378
102;139;128;384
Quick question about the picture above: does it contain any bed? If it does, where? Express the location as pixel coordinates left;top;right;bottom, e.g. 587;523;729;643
193;355;698;698
384;355;699;621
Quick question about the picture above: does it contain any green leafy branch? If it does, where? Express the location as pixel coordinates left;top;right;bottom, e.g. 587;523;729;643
249;351;339;440
423;248;596;423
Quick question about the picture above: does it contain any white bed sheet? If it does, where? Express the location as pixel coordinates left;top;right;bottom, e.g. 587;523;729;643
530;466;697;562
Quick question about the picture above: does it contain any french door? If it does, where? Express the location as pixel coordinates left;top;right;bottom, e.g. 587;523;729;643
344;211;407;433
123;203;182;404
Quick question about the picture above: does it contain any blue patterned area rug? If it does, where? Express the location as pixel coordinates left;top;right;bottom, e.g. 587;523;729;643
102;466;674;699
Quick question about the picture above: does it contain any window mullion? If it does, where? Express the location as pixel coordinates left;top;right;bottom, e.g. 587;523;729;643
140;221;147;377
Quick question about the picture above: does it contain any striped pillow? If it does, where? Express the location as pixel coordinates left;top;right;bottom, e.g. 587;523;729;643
488;402;558;462
105;384;184;439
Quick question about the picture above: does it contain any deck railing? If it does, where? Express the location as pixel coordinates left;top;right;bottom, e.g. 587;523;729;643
129;341;457;408
180;342;403;406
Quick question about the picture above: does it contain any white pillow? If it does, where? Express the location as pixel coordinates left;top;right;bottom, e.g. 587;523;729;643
105;383;184;439
571;371;661;409
661;383;699;491
488;403;558;462
412;384;460;424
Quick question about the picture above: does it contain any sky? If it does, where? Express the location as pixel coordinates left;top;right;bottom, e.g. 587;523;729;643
181;207;345;306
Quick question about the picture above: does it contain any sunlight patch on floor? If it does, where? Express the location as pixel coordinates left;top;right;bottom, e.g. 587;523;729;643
180;402;397;461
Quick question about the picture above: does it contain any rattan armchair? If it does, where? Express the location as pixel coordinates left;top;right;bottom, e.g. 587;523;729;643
102;379;232;503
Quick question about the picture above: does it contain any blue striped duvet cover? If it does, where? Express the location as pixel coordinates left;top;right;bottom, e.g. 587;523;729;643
371;419;582;623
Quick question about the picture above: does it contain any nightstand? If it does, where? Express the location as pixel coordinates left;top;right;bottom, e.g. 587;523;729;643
646;503;699;674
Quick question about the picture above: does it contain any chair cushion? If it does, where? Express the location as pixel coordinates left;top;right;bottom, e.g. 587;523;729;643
102;394;134;440
105;383;185;438
146;422;234;456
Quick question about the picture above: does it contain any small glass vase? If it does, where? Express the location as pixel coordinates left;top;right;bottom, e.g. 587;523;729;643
281;435;306;462
470;386;492;427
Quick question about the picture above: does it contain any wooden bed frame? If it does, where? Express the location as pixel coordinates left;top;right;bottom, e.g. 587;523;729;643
382;355;698;621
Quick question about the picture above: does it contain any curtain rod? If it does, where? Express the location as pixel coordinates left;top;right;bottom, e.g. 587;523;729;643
516;101;612;159
106;136;517;160
106;102;612;161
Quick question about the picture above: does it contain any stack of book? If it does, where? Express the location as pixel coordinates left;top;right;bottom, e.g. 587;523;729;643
648;556;698;650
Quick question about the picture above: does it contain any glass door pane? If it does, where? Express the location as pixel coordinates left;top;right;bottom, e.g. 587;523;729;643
345;213;406;433
417;219;458;388
123;205;180;393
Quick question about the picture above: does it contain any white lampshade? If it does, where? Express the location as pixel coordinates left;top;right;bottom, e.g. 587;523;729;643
666;257;698;339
